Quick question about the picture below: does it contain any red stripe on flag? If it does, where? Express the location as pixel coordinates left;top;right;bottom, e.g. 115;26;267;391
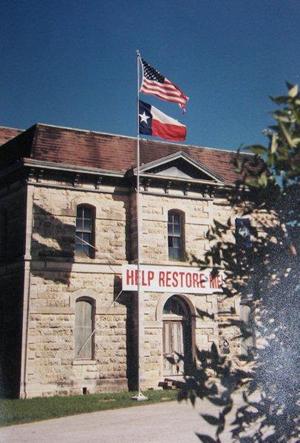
140;86;187;106
140;79;188;109
141;81;184;98
152;119;186;142
143;78;182;92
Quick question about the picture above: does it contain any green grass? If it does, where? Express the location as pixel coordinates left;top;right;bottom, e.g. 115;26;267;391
0;389;178;427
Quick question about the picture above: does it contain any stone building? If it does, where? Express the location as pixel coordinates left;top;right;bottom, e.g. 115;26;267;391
0;123;248;398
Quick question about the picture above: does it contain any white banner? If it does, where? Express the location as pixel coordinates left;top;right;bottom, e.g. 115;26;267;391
122;265;224;294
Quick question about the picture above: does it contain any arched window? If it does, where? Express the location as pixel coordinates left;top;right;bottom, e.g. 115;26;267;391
75;205;95;258
163;295;187;317
168;210;185;260
74;298;95;359
162;296;192;376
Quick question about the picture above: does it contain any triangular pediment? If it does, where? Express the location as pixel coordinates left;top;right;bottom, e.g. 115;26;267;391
155;165;192;179
138;152;223;183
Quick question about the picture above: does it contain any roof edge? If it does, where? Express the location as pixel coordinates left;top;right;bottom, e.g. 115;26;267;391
34;123;248;155
0;125;23;131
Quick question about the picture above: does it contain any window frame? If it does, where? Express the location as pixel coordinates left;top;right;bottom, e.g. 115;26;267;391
75;204;96;258
168;210;185;261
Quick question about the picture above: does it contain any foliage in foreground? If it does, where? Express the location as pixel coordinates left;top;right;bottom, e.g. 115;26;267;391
0;389;177;427
180;83;300;442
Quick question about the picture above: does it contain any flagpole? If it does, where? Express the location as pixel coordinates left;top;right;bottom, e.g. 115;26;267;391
132;50;147;401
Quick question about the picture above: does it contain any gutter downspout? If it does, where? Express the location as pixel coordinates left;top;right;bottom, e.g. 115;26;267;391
19;182;34;399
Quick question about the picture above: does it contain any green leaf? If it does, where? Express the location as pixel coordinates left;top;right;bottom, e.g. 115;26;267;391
249;145;267;155
196;434;218;443
245;177;260;187
209;397;229;406
278;121;294;147
270;134;278;153
270;95;288;105
202;414;220;425
273;111;291;123
258;173;268;187
216;422;225;436
287;83;298;98
223;402;233;415
291;137;300;145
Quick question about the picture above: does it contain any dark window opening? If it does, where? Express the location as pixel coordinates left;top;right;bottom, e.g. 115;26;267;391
163;296;187;316
168;211;184;260
75;205;95;258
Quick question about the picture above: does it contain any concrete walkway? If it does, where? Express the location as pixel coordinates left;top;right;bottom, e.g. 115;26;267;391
1;400;225;443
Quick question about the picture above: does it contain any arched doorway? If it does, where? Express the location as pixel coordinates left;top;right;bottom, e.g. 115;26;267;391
162;295;193;377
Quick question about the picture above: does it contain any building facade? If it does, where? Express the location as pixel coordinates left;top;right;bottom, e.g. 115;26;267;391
0;124;247;398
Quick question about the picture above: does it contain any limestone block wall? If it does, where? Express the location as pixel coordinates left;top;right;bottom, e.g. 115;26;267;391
211;197;242;357
31;186;129;263
23;180;246;396
25;282;129;397
140;192;211;264
141;290;220;388
138;190;242;387
24;184;131;397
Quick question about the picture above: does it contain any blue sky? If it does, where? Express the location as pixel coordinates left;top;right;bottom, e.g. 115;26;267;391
1;0;300;150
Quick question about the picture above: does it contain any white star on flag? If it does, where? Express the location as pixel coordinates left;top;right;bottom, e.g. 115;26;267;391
139;112;150;124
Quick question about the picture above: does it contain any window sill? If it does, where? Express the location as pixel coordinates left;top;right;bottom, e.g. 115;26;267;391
75;255;96;261
168;259;187;264
72;359;97;366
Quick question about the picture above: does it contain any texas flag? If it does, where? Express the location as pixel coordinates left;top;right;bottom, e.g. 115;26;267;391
139;100;186;142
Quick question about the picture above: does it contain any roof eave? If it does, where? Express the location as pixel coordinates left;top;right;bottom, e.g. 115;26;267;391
22;158;124;178
138;172;230;187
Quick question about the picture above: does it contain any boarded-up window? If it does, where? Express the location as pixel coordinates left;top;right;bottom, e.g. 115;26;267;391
75;298;94;359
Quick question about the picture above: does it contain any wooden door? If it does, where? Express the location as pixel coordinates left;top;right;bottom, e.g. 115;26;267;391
163;320;184;376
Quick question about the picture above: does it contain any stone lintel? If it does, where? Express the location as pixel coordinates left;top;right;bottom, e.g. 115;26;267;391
31;261;123;273
144;321;162;329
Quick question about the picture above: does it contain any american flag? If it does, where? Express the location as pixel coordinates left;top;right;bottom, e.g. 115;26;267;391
140;59;189;111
